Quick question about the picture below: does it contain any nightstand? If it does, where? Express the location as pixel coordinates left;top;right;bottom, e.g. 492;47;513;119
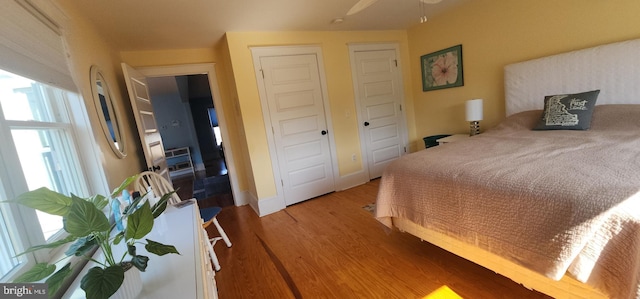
436;134;468;145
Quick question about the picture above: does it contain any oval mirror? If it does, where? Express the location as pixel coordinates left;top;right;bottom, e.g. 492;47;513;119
90;65;126;158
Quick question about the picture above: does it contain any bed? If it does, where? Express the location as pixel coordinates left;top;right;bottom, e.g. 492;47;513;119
376;38;640;299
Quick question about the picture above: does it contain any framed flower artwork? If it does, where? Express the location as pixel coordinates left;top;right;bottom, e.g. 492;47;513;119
421;44;464;92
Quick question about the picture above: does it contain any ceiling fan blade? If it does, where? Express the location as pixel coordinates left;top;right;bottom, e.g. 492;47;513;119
346;0;379;16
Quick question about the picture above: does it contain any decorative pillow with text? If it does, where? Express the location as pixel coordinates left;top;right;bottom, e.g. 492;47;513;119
533;90;600;130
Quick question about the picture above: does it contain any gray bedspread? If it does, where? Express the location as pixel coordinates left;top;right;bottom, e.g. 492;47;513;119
376;105;640;299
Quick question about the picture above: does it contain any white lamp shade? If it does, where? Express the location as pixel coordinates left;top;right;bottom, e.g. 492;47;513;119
466;99;483;121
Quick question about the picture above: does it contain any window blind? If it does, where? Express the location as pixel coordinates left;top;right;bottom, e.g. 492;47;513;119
0;0;76;91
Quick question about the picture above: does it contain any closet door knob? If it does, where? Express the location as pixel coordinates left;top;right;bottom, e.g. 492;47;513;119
364;121;370;126
321;130;328;135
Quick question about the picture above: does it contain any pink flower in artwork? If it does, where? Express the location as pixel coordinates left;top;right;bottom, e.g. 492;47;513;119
431;52;458;86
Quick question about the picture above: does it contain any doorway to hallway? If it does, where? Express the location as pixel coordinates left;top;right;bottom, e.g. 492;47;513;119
138;63;240;207
147;74;233;207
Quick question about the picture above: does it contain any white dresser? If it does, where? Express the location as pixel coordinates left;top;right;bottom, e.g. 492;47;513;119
63;200;217;298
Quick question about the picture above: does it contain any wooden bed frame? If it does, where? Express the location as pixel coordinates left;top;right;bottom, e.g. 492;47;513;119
392;38;640;299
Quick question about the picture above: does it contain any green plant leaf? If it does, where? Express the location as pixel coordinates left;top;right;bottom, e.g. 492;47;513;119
64;197;110;237
127;244;136;256
113;231;125;245
131;255;149;272
88;194;109;210
13;263;55;283
45;263;72;296
122;195;143;216
151;199;167;219
15;235;76;257
151;191;173;218
11;187;72;216
65;236;97;257
125;200;153;240
110;175;138;198
145;239;180;256
80;266;124;299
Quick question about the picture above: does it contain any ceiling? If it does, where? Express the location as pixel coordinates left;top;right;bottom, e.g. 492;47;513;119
60;0;468;51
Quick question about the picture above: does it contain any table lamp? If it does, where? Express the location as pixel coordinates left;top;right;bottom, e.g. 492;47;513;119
466;99;483;136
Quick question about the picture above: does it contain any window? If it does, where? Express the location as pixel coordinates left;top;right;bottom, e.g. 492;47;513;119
0;0;107;284
0;177;29;281
0;69;90;280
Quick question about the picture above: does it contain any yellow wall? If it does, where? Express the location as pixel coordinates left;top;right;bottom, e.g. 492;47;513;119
408;0;640;142
225;31;415;200
217;36;256;196
120;48;220;67
55;0;145;190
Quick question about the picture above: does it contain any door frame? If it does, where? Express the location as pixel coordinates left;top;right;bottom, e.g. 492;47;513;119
348;43;409;179
251;45;339;208
136;63;245;207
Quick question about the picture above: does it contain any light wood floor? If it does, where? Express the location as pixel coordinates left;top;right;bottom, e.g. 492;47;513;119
208;180;551;299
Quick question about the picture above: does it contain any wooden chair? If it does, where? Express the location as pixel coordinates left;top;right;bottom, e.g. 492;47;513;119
200;206;232;271
134;171;232;271
135;171;181;205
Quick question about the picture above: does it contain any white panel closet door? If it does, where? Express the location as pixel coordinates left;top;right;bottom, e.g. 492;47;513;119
260;54;335;206
354;49;405;179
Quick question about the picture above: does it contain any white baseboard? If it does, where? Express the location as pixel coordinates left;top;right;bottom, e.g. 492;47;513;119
257;195;285;217
244;172;366;218
246;192;260;215
232;190;249;206
245;192;285;217
336;170;368;191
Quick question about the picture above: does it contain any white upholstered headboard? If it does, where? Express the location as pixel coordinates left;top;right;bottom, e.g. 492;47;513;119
504;38;640;116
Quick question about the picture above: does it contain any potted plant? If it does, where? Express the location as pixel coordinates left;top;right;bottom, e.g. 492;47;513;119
4;175;180;299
